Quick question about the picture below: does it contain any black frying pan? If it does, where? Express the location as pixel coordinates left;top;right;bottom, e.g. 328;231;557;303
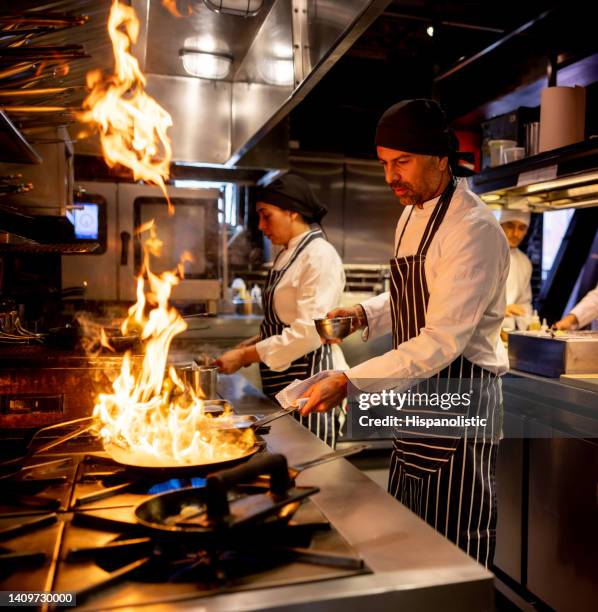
101;440;264;479
133;454;318;545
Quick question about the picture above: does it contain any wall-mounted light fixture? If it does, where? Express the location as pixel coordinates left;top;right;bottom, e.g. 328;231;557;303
179;49;232;80
203;0;263;17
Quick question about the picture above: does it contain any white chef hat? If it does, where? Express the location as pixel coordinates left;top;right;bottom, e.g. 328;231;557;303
499;209;531;227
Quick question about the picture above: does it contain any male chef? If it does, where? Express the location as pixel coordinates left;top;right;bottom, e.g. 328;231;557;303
499;209;533;329
296;99;510;568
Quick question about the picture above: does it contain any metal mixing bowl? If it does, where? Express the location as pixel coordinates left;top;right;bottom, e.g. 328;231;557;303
314;317;354;341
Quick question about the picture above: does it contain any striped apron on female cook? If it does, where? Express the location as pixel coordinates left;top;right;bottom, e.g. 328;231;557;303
259;229;340;447
387;179;501;568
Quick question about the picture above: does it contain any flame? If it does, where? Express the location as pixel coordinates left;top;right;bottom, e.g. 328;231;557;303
93;226;256;466
78;0;174;213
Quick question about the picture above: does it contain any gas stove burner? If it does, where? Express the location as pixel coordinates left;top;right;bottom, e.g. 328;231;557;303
148;477;207;495
73;456;212;508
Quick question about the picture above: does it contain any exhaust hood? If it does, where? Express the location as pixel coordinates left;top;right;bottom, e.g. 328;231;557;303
68;0;392;167
470;138;598;211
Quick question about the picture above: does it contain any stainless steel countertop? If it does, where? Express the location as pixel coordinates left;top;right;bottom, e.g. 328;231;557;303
170;374;494;611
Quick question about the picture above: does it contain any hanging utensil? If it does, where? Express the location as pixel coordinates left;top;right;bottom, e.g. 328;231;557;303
0;13;89;30
0;45;89;62
0;416;95;470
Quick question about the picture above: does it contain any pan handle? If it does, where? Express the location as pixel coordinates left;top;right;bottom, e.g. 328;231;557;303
292;443;370;473
206;453;291;520
251;398;308;430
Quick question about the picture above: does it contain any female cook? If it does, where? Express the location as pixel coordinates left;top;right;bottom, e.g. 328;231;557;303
215;174;348;446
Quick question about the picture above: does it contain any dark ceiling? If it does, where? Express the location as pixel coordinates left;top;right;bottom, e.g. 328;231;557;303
289;0;597;158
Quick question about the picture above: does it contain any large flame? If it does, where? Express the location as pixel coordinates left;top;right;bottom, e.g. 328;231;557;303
78;0;174;213
93;224;255;467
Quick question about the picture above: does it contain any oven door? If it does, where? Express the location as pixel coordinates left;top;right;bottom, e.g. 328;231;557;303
117;184;222;303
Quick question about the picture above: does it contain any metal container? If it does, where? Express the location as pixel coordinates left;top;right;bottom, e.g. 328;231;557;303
314;317;355;341
196;365;218;400
508;331;598;377
171;363;218;400
525;121;540;156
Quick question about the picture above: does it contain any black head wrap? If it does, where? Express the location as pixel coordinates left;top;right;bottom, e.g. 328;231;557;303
375;98;474;176
256;174;328;223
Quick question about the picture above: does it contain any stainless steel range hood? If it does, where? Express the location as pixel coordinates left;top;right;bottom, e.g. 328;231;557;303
70;0;391;168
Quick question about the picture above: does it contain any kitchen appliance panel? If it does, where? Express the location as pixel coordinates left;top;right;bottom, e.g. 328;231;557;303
61;182;118;300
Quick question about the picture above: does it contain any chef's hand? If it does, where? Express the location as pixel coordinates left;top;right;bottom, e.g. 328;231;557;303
213;349;246;374
322;305;367;344
505;304;526;317
553;313;578;330
300;372;349;415
214;346;259;374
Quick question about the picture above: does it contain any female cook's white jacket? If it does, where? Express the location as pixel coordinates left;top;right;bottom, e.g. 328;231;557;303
255;230;349;372
347;179;510;391
570;282;598;328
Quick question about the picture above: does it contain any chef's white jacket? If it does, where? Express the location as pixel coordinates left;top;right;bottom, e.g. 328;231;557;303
255;230;349;372
506;248;533;311
503;247;533;329
347;179;510;391
570;282;598;328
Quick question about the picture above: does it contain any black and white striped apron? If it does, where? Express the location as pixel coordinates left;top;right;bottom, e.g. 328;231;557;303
259;229;340;447
387;180;501;568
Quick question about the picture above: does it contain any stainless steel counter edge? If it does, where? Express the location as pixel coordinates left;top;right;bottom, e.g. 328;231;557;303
166;374;494;612
509;368;598;395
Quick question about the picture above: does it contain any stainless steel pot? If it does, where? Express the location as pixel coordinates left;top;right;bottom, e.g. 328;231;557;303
173;363;218;399
197;365;218;399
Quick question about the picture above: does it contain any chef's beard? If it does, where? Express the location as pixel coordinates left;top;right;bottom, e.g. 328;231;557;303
390;181;424;208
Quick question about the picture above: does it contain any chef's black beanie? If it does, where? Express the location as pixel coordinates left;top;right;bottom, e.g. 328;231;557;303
256;174;328;223
376;99;475;176
376;98;453;156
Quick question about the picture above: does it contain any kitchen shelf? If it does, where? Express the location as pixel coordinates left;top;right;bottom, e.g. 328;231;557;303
471;138;598;201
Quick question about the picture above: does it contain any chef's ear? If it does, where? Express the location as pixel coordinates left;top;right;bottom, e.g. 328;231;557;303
438;156;449;172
